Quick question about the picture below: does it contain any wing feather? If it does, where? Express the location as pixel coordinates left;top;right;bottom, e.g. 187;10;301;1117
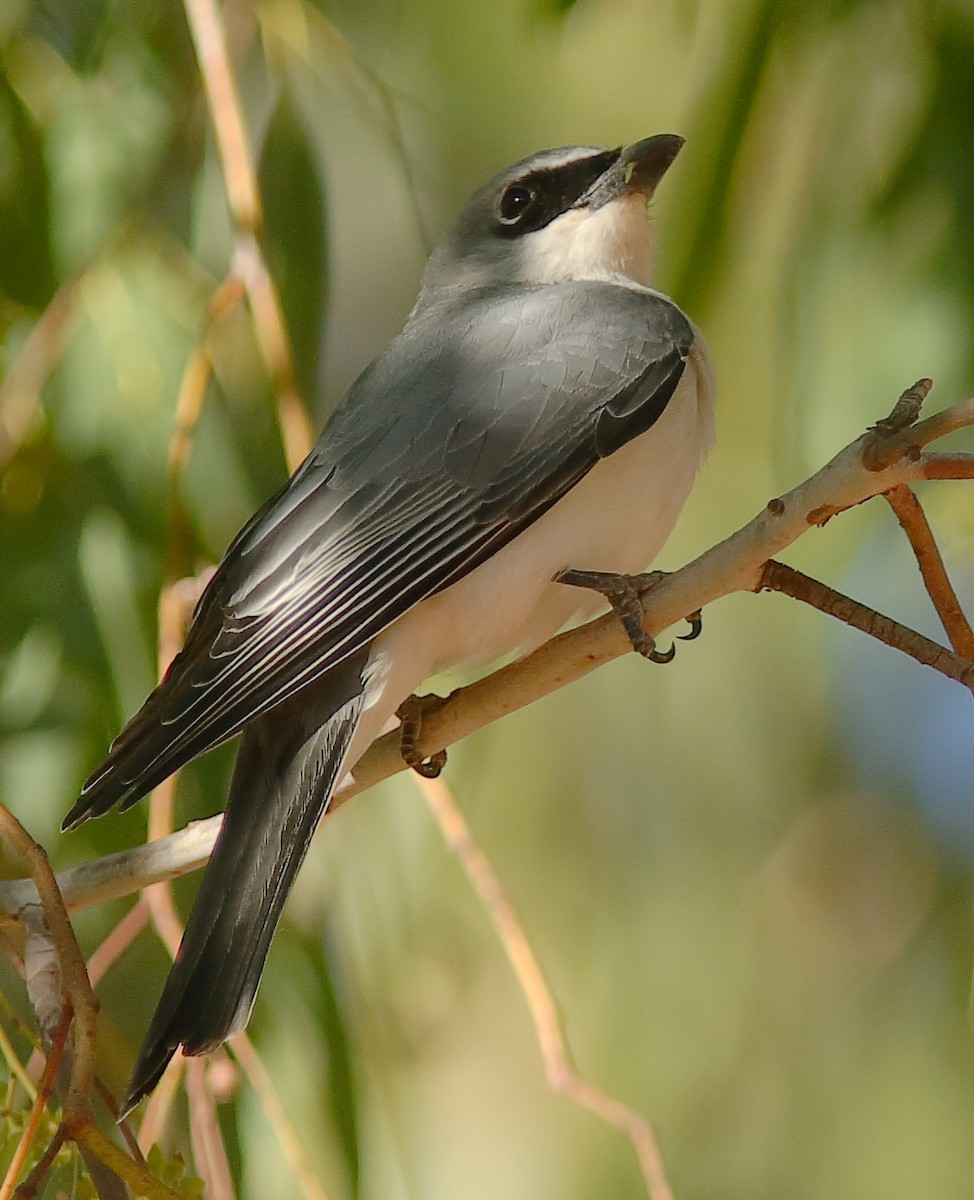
65;282;694;826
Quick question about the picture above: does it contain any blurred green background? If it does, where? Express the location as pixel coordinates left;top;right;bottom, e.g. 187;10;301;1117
2;0;974;1196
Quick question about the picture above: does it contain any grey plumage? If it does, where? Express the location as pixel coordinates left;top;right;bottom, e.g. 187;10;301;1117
64;284;692;829
63;134;714;1117
122;649;369;1110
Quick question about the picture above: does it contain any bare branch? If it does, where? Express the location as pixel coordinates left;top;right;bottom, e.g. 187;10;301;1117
0;1008;70;1200
332;392;974;806
0;821;216;917
183;0;314;468
137;1058;186;1156
416;771;674;1200
883;485;974;659
0;805;98;1122
229;1036;334;1200
87;902;151;989
186;1059;236;1200
181;0;261;233
759;561;974;694
3;389;972;920
922;452;974;479
11;1121;66;1200
167;275;246;490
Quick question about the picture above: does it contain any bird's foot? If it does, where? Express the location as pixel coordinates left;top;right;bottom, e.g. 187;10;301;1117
396;693;448;778
555;569;702;663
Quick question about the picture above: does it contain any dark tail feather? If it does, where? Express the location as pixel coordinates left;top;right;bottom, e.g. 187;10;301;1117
119;650;369;1119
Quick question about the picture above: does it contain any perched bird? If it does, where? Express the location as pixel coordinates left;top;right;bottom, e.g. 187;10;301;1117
65;133;715;1116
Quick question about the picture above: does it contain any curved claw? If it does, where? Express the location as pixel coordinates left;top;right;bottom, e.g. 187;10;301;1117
412;749;448;779
556;567;682;665
678;610;703;642
647;641;676;664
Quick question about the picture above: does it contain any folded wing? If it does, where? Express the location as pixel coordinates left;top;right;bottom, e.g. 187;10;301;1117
66;282;693;827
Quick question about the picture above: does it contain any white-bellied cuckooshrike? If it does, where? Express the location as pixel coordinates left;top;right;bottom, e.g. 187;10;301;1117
64;133;716;1116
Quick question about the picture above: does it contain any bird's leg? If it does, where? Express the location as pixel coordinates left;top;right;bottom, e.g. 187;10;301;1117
555;569;703;662
396;693;448;778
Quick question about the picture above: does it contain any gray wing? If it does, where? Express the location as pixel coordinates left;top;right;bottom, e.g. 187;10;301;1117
69;281;693;822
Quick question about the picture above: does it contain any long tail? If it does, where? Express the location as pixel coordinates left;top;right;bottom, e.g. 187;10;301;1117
120;650;370;1118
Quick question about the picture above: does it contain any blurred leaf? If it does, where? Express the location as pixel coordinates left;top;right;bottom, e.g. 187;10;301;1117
27;0;108;73
77;509;156;719
141;9;205;245
0;73;54;308
666;0;776;313
259;89;328;404
877;15;974;372
146;1144;206;1197
314;928;360;1198
0;622;62;727
534;0;583;20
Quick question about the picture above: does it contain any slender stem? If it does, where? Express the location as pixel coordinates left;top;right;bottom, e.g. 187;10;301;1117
416;772;675;1200
883;485;974;660
182;0;314;469
759;560;974;694
0;1008;71;1200
230;1036;334;1200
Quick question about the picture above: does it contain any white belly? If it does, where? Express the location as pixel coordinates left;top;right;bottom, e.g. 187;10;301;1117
341;344;715;772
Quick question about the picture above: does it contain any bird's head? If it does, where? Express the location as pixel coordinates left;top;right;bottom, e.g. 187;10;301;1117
417;134;684;303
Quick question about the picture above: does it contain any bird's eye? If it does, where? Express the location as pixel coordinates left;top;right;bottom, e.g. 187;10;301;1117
498;184;537;225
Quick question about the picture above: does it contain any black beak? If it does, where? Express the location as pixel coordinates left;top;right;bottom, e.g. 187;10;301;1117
575;134;685;210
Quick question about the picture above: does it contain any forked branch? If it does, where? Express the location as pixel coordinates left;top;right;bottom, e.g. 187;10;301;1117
1;382;972;921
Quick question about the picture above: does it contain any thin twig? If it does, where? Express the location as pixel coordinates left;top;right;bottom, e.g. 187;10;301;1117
167;274;246;486
0;1007;71;1200
0;1018;36;1102
87;901;151;990
0;821;217;916
182;0;261;233
3;392;973;922
144;583;192;958
0;742;180;1198
230;1035;333;1200
105;1078;147;1163
759;560;974;693
415;772;675;1200
140;586;201;1162
11;1121;66;1200
0;286;78;468
0;806;98;1124
883;485;974;659
185;1059;236;1200
922;452;974;479
137;1057;186;1155
183;0;314;469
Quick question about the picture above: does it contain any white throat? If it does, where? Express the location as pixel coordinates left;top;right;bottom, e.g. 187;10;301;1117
520;195;656;288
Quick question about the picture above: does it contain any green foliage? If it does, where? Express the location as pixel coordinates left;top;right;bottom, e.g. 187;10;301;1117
145;1142;206;1198
260;89;330;404
0;1101;97;1199
0;73;54;308
1;1;973;1198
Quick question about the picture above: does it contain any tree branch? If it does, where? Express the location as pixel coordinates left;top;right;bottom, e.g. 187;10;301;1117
759;560;974;691
417;771;674;1200
883;484;974;659
182;0;314;469
2;385;972;917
